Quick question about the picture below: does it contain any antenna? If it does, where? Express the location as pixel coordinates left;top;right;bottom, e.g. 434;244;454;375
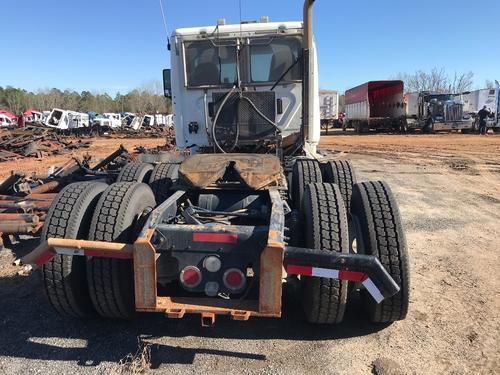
239;0;242;36
159;0;171;50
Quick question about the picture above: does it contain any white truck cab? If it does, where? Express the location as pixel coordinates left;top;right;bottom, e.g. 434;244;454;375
0;114;15;128
94;113;123;128
165;19;320;154
45;109;90;130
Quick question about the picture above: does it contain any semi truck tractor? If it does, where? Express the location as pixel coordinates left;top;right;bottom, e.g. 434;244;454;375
345;81;406;133
405;92;473;132
17;0;409;328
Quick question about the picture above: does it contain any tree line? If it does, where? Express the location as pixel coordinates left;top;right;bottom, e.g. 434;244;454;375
0;84;171;115
395;68;475;93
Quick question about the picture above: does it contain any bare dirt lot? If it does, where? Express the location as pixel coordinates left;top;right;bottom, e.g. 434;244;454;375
0;133;499;374
0;137;167;181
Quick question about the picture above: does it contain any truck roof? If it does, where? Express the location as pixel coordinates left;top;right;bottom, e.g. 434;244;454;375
345;81;404;105
172;21;303;37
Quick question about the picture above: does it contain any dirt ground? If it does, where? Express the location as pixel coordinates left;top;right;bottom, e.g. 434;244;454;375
0;132;499;374
0;137;168;180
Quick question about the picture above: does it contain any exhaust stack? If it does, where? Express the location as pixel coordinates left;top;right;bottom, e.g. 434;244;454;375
302;0;316;145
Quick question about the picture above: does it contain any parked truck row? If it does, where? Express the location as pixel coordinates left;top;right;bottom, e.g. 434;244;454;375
338;80;500;133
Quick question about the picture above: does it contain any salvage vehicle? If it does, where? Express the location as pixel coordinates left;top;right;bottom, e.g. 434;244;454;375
0;113;15;128
93;113;123;129
23;109;44;125
44;108;90;131
405;92;473;132
18;0;409;327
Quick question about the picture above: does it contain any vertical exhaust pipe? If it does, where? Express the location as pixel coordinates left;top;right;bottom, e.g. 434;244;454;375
302;0;316;145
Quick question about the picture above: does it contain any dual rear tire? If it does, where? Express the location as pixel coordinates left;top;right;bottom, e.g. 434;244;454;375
293;159;409;325
41;181;156;319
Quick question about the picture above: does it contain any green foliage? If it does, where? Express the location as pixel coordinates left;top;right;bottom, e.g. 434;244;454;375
0;86;172;114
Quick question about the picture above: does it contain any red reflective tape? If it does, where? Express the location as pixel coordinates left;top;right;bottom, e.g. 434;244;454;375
338;270;368;282
193;233;238;244
84;250;132;259
286;265;313;276
35;251;55;266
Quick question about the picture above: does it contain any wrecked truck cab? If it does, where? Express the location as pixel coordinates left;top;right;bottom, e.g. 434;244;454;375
44;108;90;131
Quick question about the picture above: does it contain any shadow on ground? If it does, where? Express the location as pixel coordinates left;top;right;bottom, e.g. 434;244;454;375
0;238;388;367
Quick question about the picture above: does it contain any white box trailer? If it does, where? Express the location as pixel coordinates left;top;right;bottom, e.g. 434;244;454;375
456;83;499;131
319;90;339;127
45;109;90;130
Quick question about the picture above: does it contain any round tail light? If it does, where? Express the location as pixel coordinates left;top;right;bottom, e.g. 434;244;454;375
223;268;246;292
180;266;202;288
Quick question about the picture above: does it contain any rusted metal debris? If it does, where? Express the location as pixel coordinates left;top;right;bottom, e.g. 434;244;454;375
0;146;132;249
0;125;176;161
0;126;91;159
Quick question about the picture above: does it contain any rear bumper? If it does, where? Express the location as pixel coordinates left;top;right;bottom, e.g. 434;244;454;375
16;239;399;318
433;121;472;131
284;246;400;302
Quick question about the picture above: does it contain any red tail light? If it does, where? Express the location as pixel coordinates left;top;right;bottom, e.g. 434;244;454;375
223;268;246;292
180;266;202;288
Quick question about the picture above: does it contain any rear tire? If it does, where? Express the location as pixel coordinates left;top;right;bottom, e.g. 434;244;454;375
149;163;179;203
116;162;153;183
41;181;108;318
291;159;322;209
301;183;349;324
351;181;410;323
86;182;156;319
322;160;357;212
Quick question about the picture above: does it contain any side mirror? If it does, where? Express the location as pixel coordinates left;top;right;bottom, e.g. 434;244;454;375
163;69;172;98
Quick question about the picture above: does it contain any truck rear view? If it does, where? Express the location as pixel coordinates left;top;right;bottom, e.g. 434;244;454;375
345;81;405;133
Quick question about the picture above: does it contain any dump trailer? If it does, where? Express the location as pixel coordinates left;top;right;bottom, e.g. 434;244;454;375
17;0;409;327
319;90;339;128
345;81;406;133
405;92;473;132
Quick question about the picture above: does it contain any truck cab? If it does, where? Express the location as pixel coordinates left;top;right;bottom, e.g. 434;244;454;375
0;114;15;128
165;18;320;155
417;92;472;132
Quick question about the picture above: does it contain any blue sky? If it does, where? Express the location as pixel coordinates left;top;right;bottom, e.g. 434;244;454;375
1;0;498;95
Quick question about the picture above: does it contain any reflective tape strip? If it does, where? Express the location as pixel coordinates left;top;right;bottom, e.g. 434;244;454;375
287;265;312;276
286;265;385;303
312;268;339;279
84;249;132;259
338;270;368;282
193;233;238;244
54;247;84;256
35;251;55;266
362;278;384;304
54;248;132;259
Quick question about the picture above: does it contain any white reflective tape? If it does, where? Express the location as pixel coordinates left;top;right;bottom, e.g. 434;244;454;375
362;278;384;304
54;247;84;256
311;268;339;279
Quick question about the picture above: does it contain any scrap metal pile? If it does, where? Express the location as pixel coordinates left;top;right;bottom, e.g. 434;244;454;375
0;146;132;249
0;125;176;161
0;126;91;161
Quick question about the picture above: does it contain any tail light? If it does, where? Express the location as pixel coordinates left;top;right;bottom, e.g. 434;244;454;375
223;268;246;292
180;266;202;288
